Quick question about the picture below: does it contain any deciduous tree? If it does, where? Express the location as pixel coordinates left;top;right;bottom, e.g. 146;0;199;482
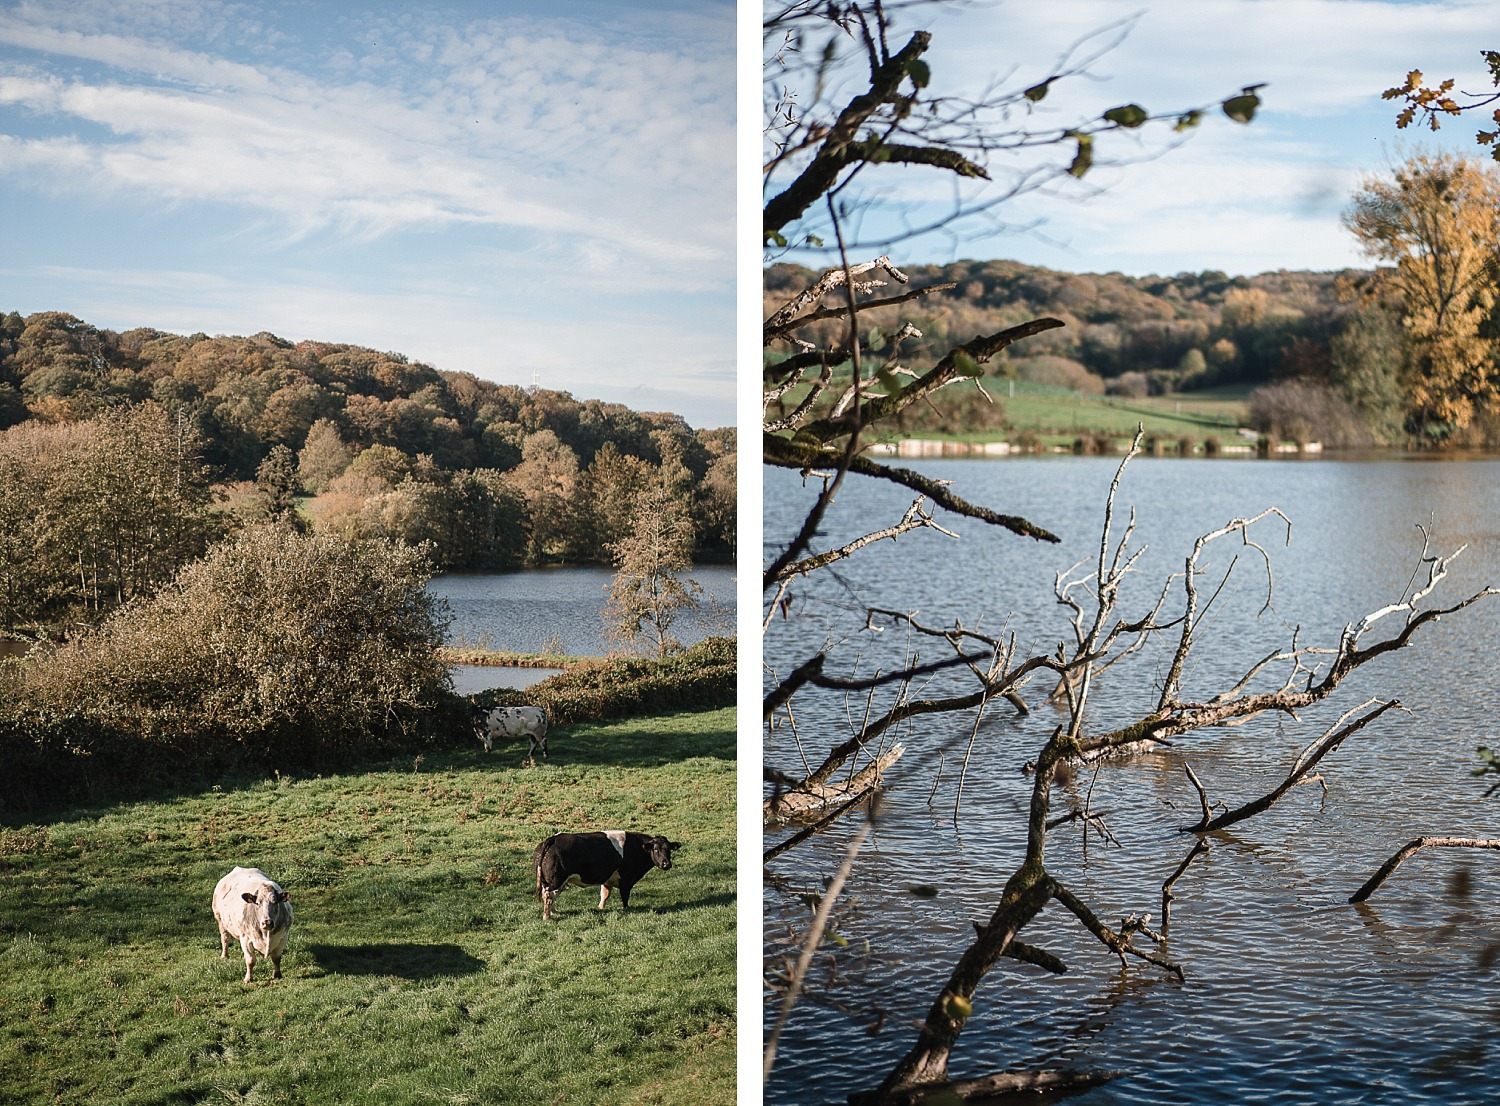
604;485;701;656
1343;153;1500;435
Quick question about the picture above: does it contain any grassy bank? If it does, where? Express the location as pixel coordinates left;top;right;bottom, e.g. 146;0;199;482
996;384;1249;444
772;372;1251;446
439;647;591;668
0;707;735;1106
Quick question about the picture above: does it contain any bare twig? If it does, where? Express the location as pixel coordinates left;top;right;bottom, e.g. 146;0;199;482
1161;838;1210;931
1349;836;1500;903
764;819;872;1079
1185;699;1406;834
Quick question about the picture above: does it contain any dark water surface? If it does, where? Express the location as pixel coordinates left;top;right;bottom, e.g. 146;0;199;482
428;564;736;658
765;457;1500;1105
447;664;564;694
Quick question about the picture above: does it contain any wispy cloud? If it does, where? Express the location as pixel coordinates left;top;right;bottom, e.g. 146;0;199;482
0;0;735;425
798;0;1500;275
0;4;732;267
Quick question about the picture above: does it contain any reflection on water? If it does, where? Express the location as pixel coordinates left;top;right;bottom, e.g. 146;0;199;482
765;458;1500;1105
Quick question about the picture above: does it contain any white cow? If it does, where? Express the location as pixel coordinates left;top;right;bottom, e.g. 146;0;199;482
212;867;293;983
471;704;549;759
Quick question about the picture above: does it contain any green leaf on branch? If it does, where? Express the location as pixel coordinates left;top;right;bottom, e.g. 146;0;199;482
907;59;931;89
952;350;984;378
875;367;904;396
1222;87;1262;124
1174;110;1203;132
767;230;788;248
1103;103;1148;128
1023;78;1053;103
868;325;887;352
1065;131;1094;178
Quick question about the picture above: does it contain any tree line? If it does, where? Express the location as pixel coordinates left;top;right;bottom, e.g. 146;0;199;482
0;313;735;580
766;150;1500;449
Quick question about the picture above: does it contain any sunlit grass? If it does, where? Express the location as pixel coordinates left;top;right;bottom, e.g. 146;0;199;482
958;385;1249;443
0;709;735;1105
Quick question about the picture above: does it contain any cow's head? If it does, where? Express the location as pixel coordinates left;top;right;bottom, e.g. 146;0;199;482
241;887;291;934
647;836;683;871
469;704;493;751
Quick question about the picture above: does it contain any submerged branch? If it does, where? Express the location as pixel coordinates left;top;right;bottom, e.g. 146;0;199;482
1349;836;1500;903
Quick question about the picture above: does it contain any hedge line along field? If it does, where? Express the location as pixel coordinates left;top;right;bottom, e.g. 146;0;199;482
0;708;734;1106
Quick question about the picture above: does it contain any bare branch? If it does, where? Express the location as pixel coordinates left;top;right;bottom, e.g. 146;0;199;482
1161;838;1210;931
768;497;959;583
764;820;872;1078
1349;836;1500;903
1051;882;1183;980
1185;699;1404;833
764;256;910;336
765;434;1061;542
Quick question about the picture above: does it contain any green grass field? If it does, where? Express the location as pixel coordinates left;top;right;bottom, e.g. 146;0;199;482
0;708;735;1106
994;383;1250;444
770;370;1251;446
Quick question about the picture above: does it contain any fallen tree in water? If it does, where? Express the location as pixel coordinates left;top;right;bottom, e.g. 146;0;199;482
769;429;1497;1103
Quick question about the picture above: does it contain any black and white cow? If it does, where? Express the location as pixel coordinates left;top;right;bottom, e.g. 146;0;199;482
533;831;683;921
470;703;548;759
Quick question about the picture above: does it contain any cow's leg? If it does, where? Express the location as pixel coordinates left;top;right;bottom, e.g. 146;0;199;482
242;947;256;984
618;883;631;910
541;886;558;921
271;950;282;980
218;925;230;958
598;883;610;909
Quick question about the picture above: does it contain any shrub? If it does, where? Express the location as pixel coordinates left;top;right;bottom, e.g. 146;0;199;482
1247;380;1371;448
15;525;451;781
1013;355;1105;394
468;637;735;729
1105;371;1150;399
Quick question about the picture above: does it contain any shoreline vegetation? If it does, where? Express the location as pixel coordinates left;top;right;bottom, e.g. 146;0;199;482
439;647;590;668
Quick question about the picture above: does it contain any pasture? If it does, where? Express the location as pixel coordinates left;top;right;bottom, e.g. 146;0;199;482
996;383;1250;443
0;708;735;1105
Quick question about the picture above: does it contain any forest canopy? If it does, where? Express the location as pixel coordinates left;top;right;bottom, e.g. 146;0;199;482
769;148;1500;452
0;310;735;586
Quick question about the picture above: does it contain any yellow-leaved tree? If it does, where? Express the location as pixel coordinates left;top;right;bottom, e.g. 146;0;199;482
1343;152;1500;436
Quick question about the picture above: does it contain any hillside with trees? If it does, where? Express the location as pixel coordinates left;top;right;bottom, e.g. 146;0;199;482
0;311;735;579
769;152;1500;451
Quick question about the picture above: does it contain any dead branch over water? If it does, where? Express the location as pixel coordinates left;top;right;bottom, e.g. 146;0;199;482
1350;836;1500;903
766;420;1498;1101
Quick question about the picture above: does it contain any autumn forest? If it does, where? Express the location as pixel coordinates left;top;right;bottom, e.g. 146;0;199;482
0;310;734;630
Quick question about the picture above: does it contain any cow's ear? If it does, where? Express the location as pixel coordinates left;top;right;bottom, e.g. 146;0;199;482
275;891;290;903
669;841;684;851
242;892;258;904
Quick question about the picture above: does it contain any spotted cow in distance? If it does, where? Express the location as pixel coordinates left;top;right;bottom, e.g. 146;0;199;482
533;831;682;921
470;703;548;760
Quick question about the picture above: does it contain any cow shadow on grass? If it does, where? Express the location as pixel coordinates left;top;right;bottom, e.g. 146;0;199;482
649;891;735;914
303;942;484;980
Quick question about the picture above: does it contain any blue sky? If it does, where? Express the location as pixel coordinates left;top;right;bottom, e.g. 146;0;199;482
0;0;735;427
766;0;1500;278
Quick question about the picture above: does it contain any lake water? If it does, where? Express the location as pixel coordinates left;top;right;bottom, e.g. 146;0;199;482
430;563;735;660
765;456;1500;1105
448;664;564;695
